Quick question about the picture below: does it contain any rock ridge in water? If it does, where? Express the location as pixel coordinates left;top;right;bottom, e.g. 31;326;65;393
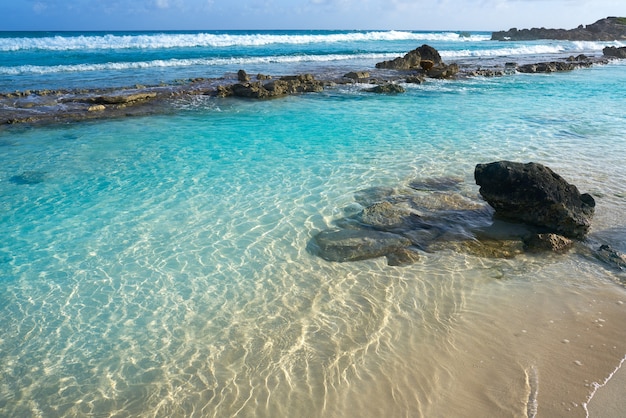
309;163;612;268
3;42;626;127
492;17;626;41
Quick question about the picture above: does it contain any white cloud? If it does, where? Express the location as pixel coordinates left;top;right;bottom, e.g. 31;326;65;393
33;2;48;13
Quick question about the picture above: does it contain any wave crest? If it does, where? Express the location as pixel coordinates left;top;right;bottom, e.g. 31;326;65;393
0;31;490;52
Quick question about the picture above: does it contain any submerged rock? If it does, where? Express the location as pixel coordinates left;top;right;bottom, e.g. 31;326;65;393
474;161;595;239
311;229;412;263
524;233;574;254
595;244;626;271
430;238;525;259
9;171;46;185
408;176;464;191
359;201;418;230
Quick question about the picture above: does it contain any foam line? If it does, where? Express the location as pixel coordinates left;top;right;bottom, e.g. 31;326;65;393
582;354;626;417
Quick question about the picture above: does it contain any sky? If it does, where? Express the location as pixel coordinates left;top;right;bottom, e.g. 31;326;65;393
1;0;625;32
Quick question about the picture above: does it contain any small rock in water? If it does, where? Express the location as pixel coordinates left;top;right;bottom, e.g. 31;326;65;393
595;244;626;270
9;170;46;185
365;83;405;94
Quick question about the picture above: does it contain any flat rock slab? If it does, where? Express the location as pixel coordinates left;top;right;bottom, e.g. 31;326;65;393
312;229;412;263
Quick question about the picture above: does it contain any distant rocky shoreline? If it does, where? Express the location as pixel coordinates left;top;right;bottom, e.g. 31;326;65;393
492;16;626;41
2;38;626;127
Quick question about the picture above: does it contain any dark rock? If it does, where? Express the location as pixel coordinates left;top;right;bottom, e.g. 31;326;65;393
344;71;370;80
415;45;443;66
595;244;626;270
427;63;460;79
474;161;595;239
405;75;425;84
365;84;405;94
237;69;250;82
517;61;582;74
376;51;421;70
375;44;444;70
524;233;574;253
603;46;626;58
311;229;412;263
218;74;324;99
420;60;435;71
90;92;157;105
492;17;626;41
9;171;46;185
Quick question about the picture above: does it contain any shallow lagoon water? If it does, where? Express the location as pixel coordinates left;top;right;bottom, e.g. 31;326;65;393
1;31;626;417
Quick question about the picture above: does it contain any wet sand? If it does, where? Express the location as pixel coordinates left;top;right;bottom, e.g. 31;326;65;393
585;356;626;417
311;252;626;418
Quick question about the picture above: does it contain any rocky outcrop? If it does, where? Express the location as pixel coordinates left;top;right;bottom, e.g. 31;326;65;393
88;91;158;105
0;43;617;127
595;244;626;270
474;161;595;239
492;17;626;41
217;74;324;99
365;83;406;94
344;71;370;80
375;44;458;79
603;46;626;58
309;163;614;266
375;47;425;70
516;60;593;73
426;63;459;79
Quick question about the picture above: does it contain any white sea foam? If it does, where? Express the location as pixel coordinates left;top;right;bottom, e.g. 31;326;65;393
3;39;618;76
0;31;490;52
582;354;626;417
0;53;399;75
442;40;625;59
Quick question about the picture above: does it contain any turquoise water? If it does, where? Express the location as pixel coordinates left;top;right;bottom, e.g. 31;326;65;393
1;31;626;417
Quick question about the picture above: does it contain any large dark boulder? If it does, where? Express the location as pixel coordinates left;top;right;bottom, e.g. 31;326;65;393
474;161;595;239
603;46;626;58
375;44;443;70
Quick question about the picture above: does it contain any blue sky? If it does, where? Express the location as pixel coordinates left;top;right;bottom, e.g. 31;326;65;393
2;0;625;31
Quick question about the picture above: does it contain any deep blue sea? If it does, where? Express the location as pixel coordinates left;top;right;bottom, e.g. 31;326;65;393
1;30;626;417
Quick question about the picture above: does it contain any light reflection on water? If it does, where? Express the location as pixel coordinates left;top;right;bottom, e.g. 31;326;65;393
1;67;626;417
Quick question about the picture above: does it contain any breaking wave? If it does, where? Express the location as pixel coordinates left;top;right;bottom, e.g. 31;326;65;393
0;31;490;52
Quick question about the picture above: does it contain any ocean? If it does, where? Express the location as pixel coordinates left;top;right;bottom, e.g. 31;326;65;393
1;30;625;417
